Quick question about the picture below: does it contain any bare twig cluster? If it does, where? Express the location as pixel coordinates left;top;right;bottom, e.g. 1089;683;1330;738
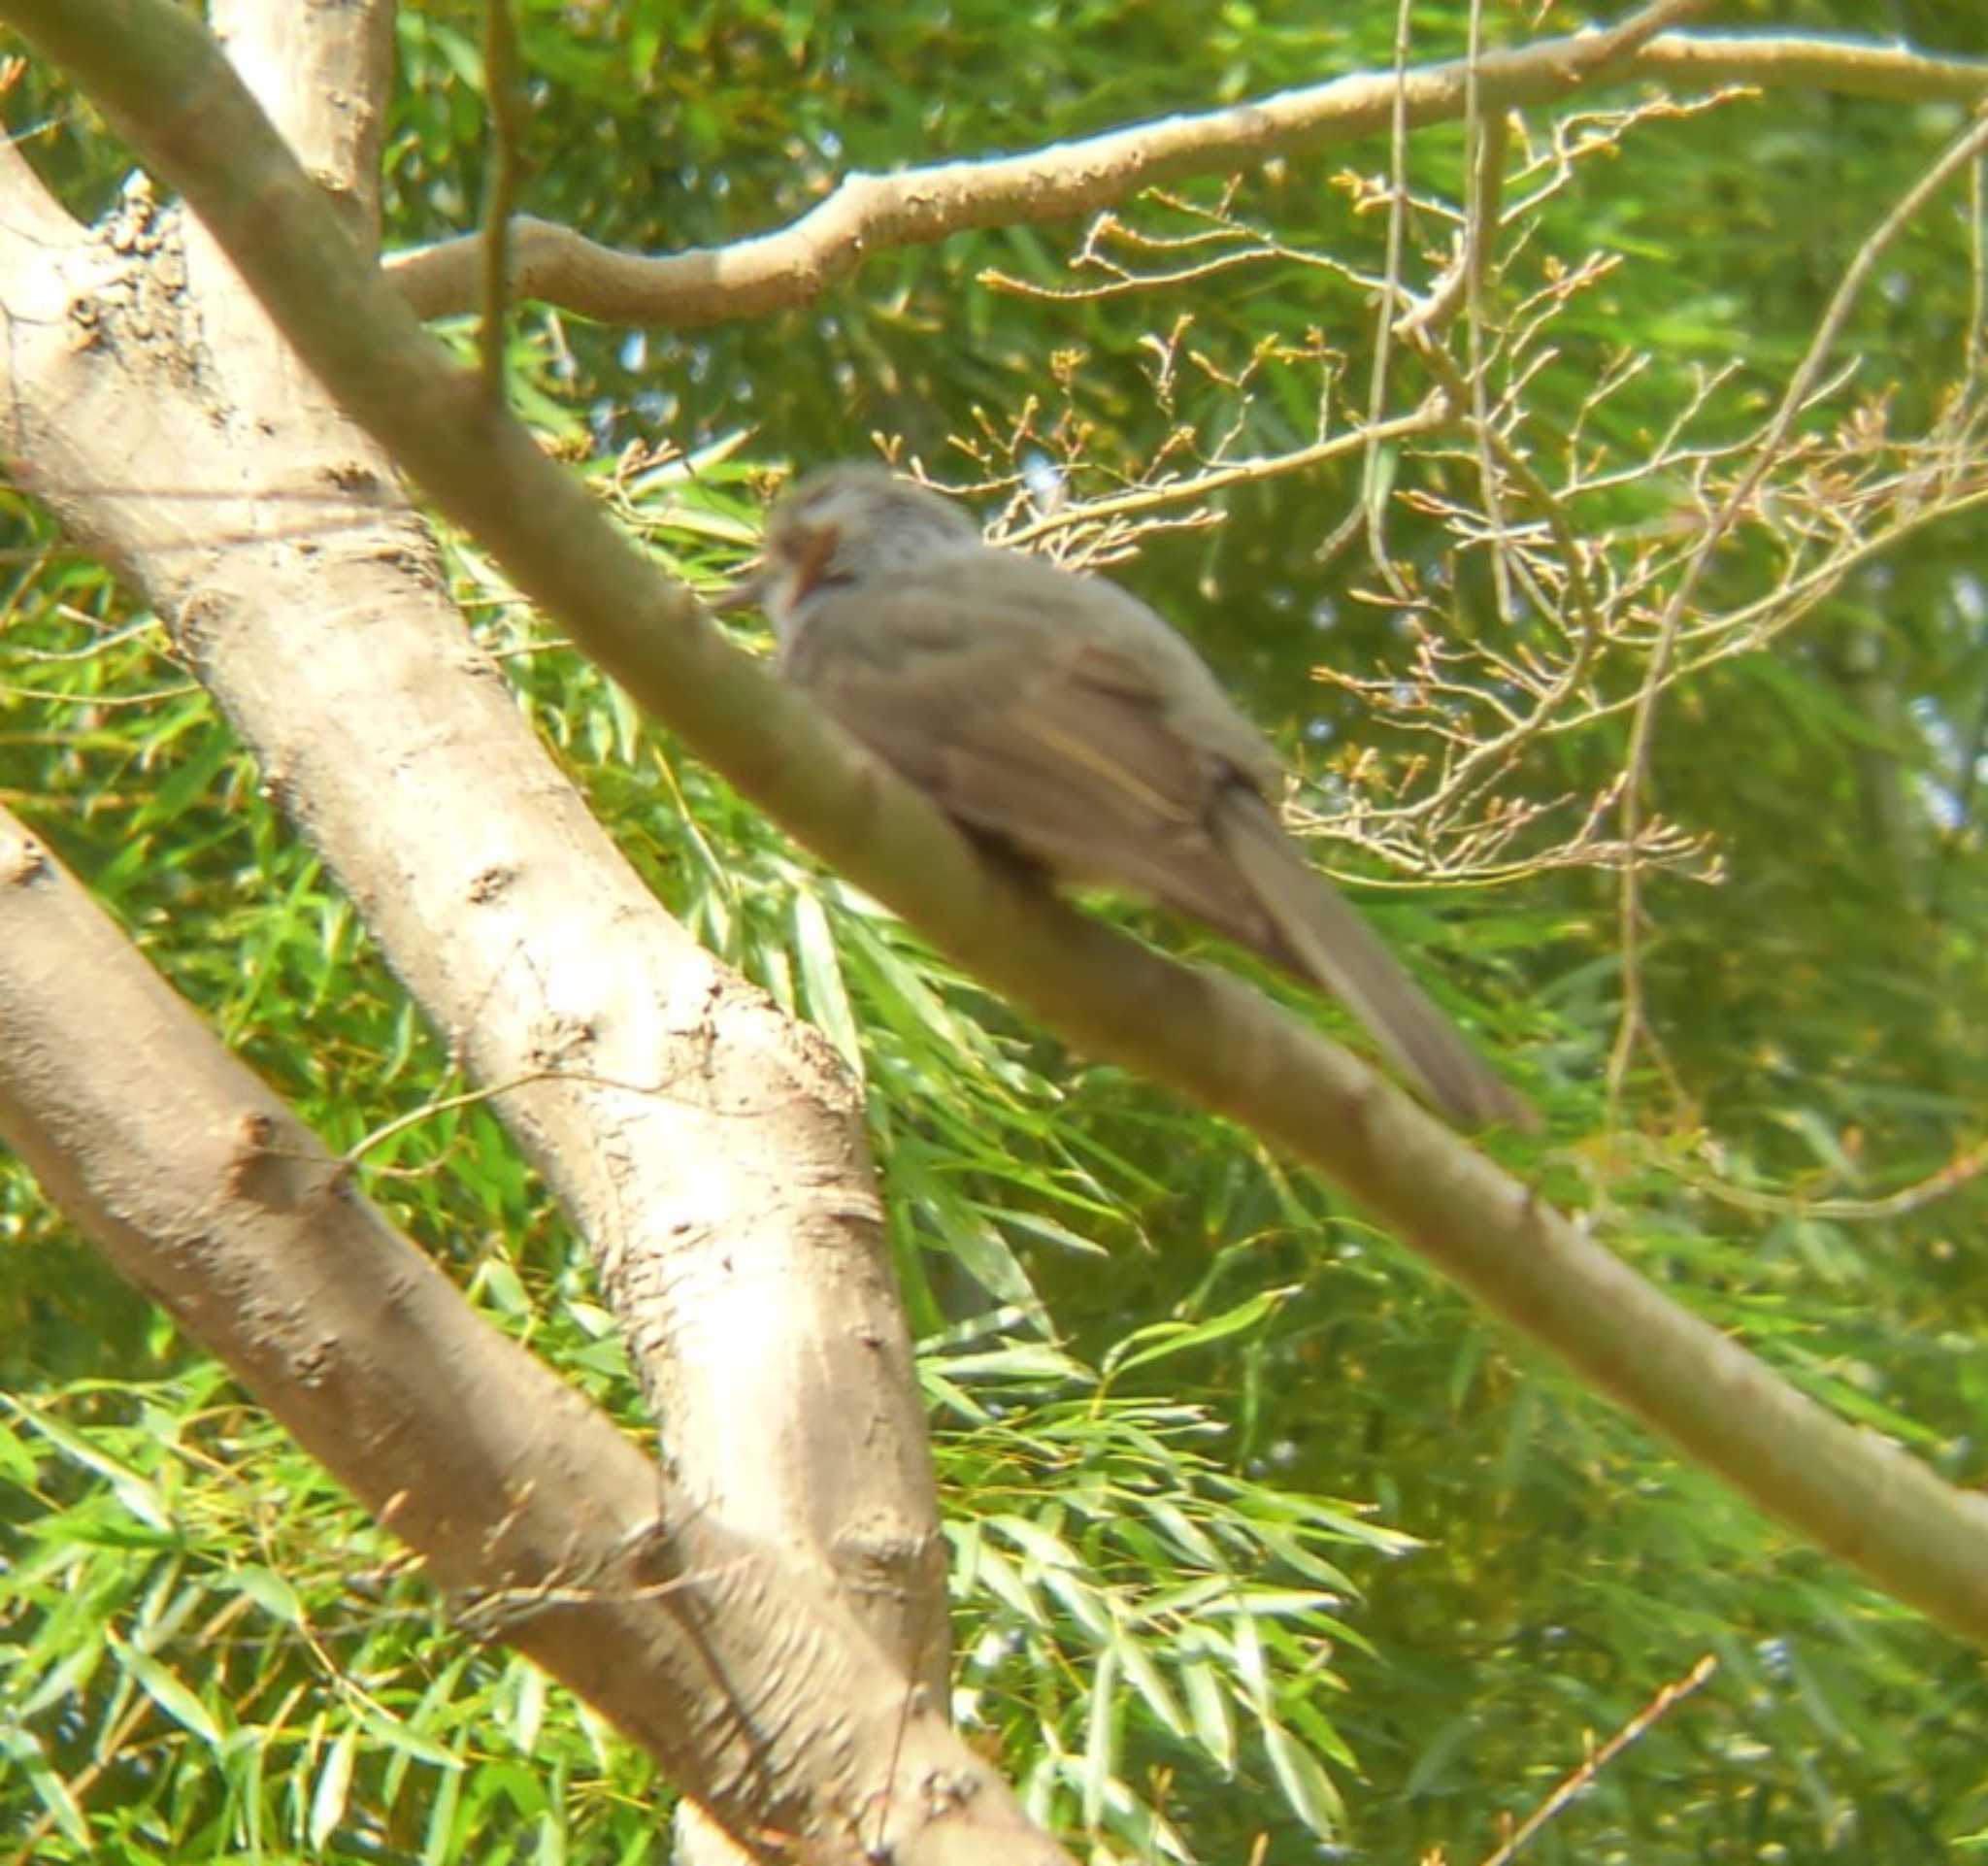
914;87;1988;924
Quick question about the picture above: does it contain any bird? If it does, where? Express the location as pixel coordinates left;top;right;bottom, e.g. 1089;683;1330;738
716;463;1533;1132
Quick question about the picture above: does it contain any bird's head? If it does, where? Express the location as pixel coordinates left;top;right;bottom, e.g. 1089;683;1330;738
714;465;981;641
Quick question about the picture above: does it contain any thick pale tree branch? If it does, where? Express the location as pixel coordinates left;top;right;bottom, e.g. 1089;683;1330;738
3;5;952;1853
10;0;1988;1669
0;811;1072;1866
384;18;1986;329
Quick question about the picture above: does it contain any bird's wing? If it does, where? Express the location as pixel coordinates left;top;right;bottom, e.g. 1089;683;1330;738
784;555;1283;948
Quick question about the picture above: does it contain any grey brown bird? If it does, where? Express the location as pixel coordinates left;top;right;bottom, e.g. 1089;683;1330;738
719;464;1532;1132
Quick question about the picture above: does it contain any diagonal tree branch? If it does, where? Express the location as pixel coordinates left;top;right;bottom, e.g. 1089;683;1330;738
0;809;1073;1866
1;0;952;1801
10;0;1988;1666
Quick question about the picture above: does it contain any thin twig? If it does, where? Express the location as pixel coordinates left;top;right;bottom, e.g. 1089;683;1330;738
1605;107;1988;1119
1687;1135;1988;1222
478;0;526;402
1474;1654;1718;1866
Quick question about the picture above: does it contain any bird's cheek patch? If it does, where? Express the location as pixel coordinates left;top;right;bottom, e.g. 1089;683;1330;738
791;523;843;604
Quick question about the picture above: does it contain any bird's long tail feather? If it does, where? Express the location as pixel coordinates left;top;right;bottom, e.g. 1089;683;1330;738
1214;792;1536;1132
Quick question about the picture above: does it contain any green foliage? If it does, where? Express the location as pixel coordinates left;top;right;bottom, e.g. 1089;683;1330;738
0;1370;663;1864
928;1318;1411;1859
8;1;1988;1862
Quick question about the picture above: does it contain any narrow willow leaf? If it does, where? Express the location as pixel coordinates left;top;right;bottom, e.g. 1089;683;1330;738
310;1729;356;1853
791;886;866;1076
1225;1586;1347;1620
1262;1716;1344;1837
1114;1630;1187;1740
0;1727;88;1846
19;1640;107;1722
987;1512;1083;1572
0;1411;38;1484
1131;1495;1223;1566
360;1705;467;1772
9;1403;173;1532
1082;1645;1119;1830
1040;1568;1113;1643
982;1207;1111;1259
422;1744;467;1866
229;1565;305;1626
963;1542;1047;1625
109;1632;222;1748
1101;1286;1295;1380
1180;1657;1237;1773
512;1657;549;1754
924;1343;1090;1384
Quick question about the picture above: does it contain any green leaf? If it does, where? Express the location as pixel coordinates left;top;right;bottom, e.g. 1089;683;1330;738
1100;1285;1295;1381
1261;1716;1344;1838
0;1726;88;1847
310;1730;356;1852
792;886;866;1075
110;1631;223;1748
1081;1643;1118;1830
1181;1654;1238;1774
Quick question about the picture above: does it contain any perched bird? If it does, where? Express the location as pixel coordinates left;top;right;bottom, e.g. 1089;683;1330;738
718;464;1532;1132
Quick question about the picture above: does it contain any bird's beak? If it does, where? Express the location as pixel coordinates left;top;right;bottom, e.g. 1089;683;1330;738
709;560;767;614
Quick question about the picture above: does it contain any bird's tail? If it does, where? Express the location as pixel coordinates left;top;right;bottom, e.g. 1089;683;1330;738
1214;792;1536;1133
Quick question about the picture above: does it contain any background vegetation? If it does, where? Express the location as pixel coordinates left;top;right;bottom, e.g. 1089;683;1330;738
4;1;1986;1860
